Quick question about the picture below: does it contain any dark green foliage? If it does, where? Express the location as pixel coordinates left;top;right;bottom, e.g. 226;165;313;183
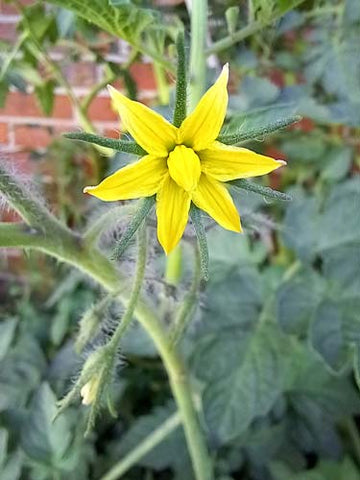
1;0;360;479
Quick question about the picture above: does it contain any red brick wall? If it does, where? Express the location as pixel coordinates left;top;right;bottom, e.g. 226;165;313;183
0;1;158;157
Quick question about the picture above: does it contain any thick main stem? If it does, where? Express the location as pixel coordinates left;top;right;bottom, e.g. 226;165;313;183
0;222;212;480
188;0;207;111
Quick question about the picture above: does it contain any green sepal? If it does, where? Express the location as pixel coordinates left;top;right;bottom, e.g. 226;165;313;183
218;115;302;144
112;196;155;260
230;179;292;202
190;205;209;281
173;30;187;128
64;132;146;156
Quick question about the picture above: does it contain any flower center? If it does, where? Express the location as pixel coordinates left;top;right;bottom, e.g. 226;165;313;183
167;145;201;192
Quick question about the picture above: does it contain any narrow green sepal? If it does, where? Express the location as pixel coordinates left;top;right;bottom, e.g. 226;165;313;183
64;132;147;156
190;205;209;281
218;115;302;144
112;196;155;260
230;179;292;202
173;30;187;128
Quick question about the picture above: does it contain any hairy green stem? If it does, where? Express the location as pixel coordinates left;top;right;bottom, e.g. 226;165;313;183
109;225;147;349
0;169;212;480
207;0;306;54
154;63;170;105
173;31;187;127
64;132;146;156
170;247;201;347
100;412;181;480
112;197;155;260
188;0;207;110
190;206;209;281
83;204;134;246
230;179;292;202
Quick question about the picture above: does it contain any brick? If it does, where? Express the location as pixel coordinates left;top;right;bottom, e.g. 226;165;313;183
130;63;157;91
264;146;287;162
0;91;73;119
63;62;98;87
87;95;118;122
103;127;121;139
154;0;184;5
291;117;315;133
0;122;8;143
0;0;34;14
0;22;17;42
1;151;32;173
14;124;52;149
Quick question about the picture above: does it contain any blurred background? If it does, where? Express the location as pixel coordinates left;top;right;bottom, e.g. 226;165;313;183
0;1;360;479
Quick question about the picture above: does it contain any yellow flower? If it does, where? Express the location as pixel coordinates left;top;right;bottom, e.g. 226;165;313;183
84;65;285;254
80;376;101;405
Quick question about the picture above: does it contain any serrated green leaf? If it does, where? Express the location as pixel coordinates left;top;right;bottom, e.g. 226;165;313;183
21;383;72;466
0;317;17;361
199;264;262;334
317;178;360;252
114;403;192;476
45;0;171;68
0;428;8;469
310;300;351;372
276;268;325;335
0;449;23;480
282;190;319;261
193;323;290;443
320;146;353;183
0;335;45;411
35;80;55;116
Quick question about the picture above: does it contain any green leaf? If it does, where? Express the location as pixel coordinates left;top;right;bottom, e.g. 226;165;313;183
282;189;319;261
320;146;353;183
0;428;7;469
0;450;23;480
21;383;72;467
0;317;17;361
34;80;55;116
276;268;325;335
45;0;173;69
281;134;327;163
310;300;352;372
0;335;45;412
193;323;291;443
199;265;262;333
317;178;360;252
114;403;192;476
286;344;360;457
271;456;360;480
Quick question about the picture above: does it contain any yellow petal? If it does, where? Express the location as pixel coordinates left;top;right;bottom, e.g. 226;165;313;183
199;141;286;181
178;64;229;151
167;145;201;192
192;174;241;232
84;155;167;201
108;85;177;156
156;175;191;254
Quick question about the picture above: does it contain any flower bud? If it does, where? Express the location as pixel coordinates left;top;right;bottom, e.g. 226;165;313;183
80;376;101;405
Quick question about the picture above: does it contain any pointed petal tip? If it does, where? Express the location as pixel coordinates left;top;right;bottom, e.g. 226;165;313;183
83;186;92;194
221;63;229;80
277;159;287;166
107;84;116;95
